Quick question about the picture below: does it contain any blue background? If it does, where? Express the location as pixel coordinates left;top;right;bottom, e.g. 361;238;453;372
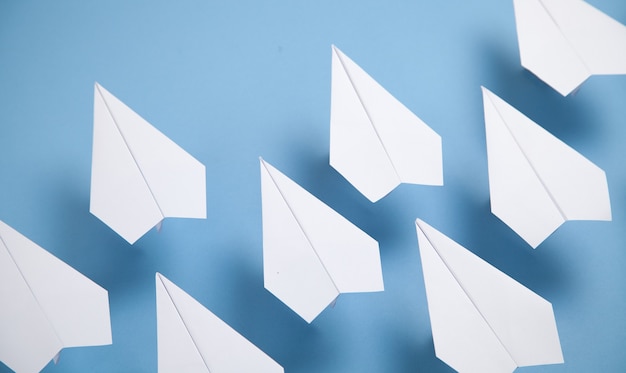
1;0;626;372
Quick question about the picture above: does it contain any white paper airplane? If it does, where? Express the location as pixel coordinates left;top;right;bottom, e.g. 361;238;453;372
260;158;384;323
329;45;443;202
513;0;626;96
0;220;112;373
415;219;563;373
482;87;611;248
90;83;206;244
155;273;283;373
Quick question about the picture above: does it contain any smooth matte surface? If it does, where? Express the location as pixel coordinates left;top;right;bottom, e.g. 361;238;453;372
1;1;625;372
416;219;563;372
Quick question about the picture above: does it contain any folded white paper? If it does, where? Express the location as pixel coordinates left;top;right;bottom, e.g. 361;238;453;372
482;87;611;248
90;83;206;244
260;158;384;323
156;273;283;373
514;0;626;95
329;45;443;202
416;219;563;373
0;221;111;373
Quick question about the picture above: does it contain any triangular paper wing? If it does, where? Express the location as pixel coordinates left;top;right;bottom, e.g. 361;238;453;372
482;87;610;248
415;219;563;373
329;45;443;202
156;273;283;373
514;0;626;96
91;83;206;244
260;158;384;323
0;221;111;373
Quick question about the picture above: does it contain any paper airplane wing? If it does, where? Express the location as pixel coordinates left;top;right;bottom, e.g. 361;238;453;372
329;45;443;202
91;83;206;244
260;158;384;323
482;87;611;248
0;221;111;373
415;219;563;373
156;273;283;373
514;0;626;96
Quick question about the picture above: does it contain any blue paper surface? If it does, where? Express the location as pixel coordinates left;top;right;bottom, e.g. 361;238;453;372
1;1;625;372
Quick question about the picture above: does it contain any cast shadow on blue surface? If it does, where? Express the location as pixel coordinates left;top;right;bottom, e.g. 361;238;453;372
41;177;159;296
212;246;340;373
477;40;602;147
454;40;599;293
280;147;423;251
446;179;577;300
379;328;454;373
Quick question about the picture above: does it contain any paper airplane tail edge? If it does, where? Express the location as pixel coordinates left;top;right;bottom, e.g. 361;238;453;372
519;64;588;97
262;284;321;324
340;285;385;294
328;162;395;203
519;360;565;369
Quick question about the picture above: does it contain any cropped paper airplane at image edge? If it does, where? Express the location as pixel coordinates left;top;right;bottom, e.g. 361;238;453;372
90;82;206;244
260;158;384;323
156;273;283;373
0;220;112;373
482;87;611;248
514;0;626;96
329;45;443;202
415;219;563;373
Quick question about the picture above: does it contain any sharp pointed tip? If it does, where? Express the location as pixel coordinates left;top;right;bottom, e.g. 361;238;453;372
363;187;392;203
415;219;436;238
259;157;269;170
156;272;164;283
524;235;544;249
94;82;105;98
415;219;426;233
367;195;381;203
481;87;498;104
